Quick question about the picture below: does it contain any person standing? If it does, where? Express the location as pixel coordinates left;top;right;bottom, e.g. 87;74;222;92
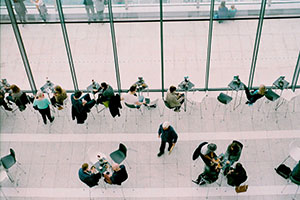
93;0;105;21
157;121;178;157
83;0;95;22
31;0;48;22
71;91;96;124
13;0;27;23
33;91;55;124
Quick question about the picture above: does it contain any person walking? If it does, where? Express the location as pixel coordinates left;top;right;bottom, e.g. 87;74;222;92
33;91;54;124
93;0;105;21
31;0;48;22
13;0;27;23
157;121;178;157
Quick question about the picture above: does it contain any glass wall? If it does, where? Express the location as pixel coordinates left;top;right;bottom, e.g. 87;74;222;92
0;24;30;90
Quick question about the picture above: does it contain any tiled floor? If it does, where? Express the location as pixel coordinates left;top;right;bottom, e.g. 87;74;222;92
0;92;300;199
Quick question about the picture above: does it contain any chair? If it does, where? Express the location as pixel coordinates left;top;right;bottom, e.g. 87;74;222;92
144;98;161;122
188;91;208;118
264;89;280;119
279;141;300;165
213;92;233;121
162;100;181;121
110;143;127;164
290;175;300;200
124;102;143;125
0;148;26;184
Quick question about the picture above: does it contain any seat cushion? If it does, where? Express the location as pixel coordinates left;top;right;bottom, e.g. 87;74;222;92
1;155;15;169
217;93;232;104
110;151;125;164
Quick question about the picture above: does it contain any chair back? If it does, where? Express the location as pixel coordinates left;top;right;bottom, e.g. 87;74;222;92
192;142;208;160
265;89;280;101
233;140;243;150
0;148;17;169
164;100;173;109
217;93;232;104
125;102;137;109
10;148;16;162
119;143;127;157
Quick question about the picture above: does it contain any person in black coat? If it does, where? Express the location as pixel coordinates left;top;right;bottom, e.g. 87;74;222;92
71;91;95;124
104;164;128;185
226;163;247;187
78;163;102;188
109;94;122;118
157;121;178;157
291;160;300;182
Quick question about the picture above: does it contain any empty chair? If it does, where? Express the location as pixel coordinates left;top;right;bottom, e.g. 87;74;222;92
110;143;127;164
213;92;233;121
0;148;26;183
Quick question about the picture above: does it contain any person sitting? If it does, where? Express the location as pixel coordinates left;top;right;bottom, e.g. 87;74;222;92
226;163;247;187
78;163;102;188
0;90;12;111
71;91;96;124
291;160;300;182
33;91;55;125
121;84;145;107
222;141;243;175
7;84;30;111
218;1;228;22
50;85;67;110
104;164;128;185
96;82;114;105
228;5;237;18
165;86;184;112
244;84;266;105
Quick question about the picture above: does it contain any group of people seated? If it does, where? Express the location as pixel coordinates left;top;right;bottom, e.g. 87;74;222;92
78;162;128;188
215;1;238;22
192;141;247;187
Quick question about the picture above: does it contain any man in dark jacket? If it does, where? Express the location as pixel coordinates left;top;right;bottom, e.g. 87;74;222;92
226;163;247;186
71;91;95;124
78;163;102;187
104;164;128;185
157;121;178;157
291;160;300;182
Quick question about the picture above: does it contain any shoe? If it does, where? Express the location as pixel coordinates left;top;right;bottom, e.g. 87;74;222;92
50;116;55;123
157;152;164;157
199;180;206;185
5;107;13;111
192;180;199;184
245;101;250;104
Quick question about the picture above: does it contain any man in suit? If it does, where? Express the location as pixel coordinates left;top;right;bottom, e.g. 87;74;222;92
104;163;128;185
78;163;102;187
71;91;95;124
157;121;178;157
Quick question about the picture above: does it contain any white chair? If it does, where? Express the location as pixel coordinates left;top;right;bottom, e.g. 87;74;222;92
282;90;300;118
280;140;300;164
188;91;208;118
124;102;143;125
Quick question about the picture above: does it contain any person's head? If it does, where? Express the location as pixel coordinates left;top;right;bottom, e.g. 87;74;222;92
258;84;266;95
169;86;177;93
112;163;120;171
82;163;89;171
235;163;243;171
74;90;82;99
101;82;108;90
36;91;44;99
230;142;240;154
207;143;217;153
10;84;20;93
129;85;137;93
162;121;170;130
54;85;63;94
220;1;226;7
231;5;235;9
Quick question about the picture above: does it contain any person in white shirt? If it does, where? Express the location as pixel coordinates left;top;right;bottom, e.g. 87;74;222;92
121;84;145;107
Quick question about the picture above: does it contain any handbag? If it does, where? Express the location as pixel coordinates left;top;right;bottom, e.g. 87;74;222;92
235;185;248;193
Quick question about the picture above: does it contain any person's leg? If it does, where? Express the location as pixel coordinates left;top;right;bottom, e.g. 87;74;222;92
159;140;166;155
85;6;91;21
45;106;54;122
167;141;173;151
39;109;47;124
99;11;104;21
50;96;57;107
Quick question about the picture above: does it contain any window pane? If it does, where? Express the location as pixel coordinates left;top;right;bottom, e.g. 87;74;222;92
19;24;74;90
66;23;116;90
164;21;208;89
254;19;300;87
0;24;31;90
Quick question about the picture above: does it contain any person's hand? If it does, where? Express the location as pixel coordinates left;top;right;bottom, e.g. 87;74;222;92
226;161;230;164
82;100;87;105
158;135;160;138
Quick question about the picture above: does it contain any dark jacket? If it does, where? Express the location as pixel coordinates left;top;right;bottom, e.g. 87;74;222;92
227;166;247;186
158;124;178;143
111;165;128;185
78;168;101;188
291;161;300;182
109;94;122;118
71;94;87;124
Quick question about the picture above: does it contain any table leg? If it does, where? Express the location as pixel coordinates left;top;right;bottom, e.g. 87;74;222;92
184;91;187;112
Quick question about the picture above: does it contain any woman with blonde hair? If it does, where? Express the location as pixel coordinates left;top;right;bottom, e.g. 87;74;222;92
33;91;54;124
244;84;266;105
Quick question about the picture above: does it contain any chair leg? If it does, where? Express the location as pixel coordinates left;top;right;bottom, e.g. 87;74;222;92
16;161;26;174
0;187;8;200
292;185;299;200
121;186;126;200
281;179;290;194
6;170;15;183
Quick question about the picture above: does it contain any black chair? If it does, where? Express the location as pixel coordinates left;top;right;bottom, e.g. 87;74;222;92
110;143;127;164
0;148;26;183
213;92;233;121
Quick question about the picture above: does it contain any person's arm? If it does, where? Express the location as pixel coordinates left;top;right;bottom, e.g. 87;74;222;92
170;127;178;143
158;125;162;138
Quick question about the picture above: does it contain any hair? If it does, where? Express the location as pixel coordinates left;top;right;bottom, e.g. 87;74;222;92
55;85;63;94
101;82;108;90
74;90;82;99
162;121;170;129
82;163;89;171
169;86;177;93
258;84;266;95
129;85;137;92
10;84;20;93
36;91;44;98
235;163;243;171
231;5;235;9
220;1;226;7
